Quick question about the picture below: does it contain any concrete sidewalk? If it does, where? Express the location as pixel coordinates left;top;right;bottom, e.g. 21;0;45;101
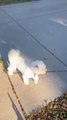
0;0;67;119
0;62;25;120
0;60;67;119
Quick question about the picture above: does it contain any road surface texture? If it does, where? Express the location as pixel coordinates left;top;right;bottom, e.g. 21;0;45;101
0;0;67;119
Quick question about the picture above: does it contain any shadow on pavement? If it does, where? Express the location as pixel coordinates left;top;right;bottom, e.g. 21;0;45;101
8;93;24;120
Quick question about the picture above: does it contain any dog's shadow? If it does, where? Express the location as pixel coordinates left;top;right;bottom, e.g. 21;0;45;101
16;70;23;80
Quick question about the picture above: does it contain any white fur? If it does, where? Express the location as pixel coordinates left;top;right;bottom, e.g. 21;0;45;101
7;49;47;85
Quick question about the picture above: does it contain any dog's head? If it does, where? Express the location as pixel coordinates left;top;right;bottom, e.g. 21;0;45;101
8;49;20;59
31;60;47;75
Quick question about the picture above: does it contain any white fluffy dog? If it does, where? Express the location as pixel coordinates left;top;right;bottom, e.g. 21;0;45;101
7;49;47;85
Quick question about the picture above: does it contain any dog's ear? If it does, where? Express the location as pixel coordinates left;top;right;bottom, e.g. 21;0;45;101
31;65;39;73
35;65;39;68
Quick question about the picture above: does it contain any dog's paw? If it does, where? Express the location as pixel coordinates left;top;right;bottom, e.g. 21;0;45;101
24;80;29;85
34;79;38;84
22;75;29;85
7;71;13;75
34;74;39;84
7;68;13;75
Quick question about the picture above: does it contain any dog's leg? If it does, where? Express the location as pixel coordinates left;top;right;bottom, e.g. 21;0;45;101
33;74;39;84
7;64;16;75
22;68;34;85
22;74;29;85
7;66;14;75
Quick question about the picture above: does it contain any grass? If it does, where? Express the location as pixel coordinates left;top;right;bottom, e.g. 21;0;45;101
0;0;33;5
0;56;7;73
0;57;3;63
26;91;67;120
